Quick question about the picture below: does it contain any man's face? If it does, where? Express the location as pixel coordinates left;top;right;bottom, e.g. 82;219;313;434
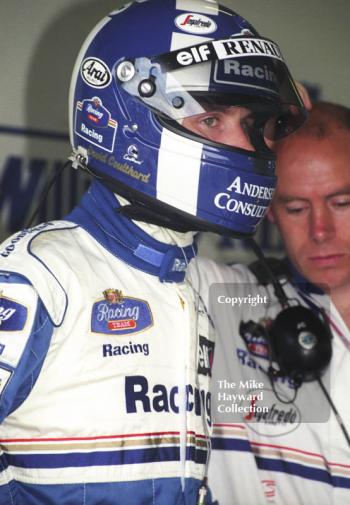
106;292;117;303
182;106;255;150
269;130;350;292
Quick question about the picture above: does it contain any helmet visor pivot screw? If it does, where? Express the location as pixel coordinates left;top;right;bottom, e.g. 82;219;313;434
116;61;135;82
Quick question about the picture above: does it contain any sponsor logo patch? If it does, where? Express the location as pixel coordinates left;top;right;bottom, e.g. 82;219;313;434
198;335;215;376
123;145;143;165
102;341;149;358
213;176;275;220
243;388;301;436
80;57;112;88
0;223;52;258
0;296;28;332
172;258;187;273
75;97;118;152
262;480;276;501
125;375;211;425
239;320;269;359
175;13;217;35
214;57;278;94
91;289;153;335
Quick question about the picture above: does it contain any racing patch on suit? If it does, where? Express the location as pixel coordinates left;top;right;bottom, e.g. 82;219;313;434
0;282;38;368
0;296;28;331
91;289;153;336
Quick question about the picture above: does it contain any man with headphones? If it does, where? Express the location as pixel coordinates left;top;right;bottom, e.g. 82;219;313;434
197;102;350;505
0;1;306;504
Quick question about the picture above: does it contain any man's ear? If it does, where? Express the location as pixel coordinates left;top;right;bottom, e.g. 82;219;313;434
295;81;312;111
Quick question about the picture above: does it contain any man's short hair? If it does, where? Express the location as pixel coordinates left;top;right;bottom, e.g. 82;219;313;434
278;101;350;144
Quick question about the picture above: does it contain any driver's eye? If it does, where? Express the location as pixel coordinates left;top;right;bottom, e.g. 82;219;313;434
200;116;219;128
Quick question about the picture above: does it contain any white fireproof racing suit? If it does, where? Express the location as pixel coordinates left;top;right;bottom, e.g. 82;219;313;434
0;181;216;505
189;256;350;505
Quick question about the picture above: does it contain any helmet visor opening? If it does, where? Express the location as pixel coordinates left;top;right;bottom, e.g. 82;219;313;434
117;36;307;145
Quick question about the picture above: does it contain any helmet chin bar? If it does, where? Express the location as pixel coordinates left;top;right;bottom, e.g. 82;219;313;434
82;163;248;238
119;194;247;238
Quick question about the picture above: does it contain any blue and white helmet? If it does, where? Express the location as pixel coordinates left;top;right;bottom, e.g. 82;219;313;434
69;0;306;237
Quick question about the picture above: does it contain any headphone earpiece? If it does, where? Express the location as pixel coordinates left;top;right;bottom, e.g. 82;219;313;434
269;305;332;382
245;242;350;446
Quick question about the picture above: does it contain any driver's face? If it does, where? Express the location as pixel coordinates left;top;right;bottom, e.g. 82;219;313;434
182;106;255;150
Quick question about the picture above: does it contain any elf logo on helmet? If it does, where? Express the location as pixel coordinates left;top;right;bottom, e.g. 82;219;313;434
175;13;217;35
174;38;284;68
80;57;112;89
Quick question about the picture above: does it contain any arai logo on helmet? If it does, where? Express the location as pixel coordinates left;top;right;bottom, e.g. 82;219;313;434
175;13;217;35
81;57;112;89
